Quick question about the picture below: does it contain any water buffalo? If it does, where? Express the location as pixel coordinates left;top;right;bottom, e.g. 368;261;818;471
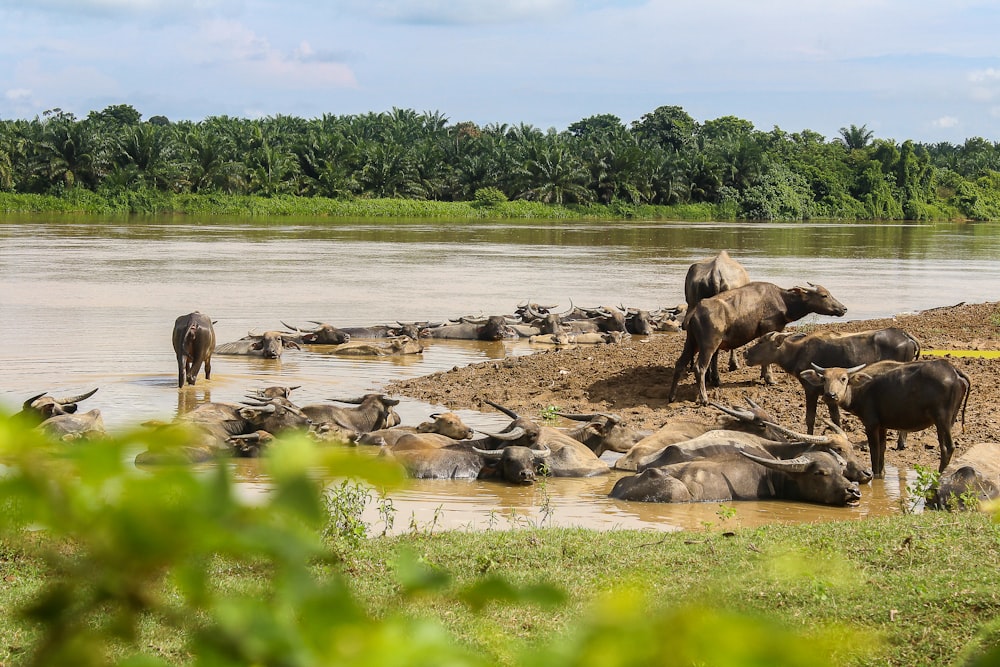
215;330;301;358
562;305;627;334
929;442;1000;510
356;412;475;447
299;393;401;434
15;388;100;424
172;312;216;388
280;321;351;344
382;404;550;483
331;336;423;356
135;398;313;464
683;250;751;373
613;398;785;471
635;420;873;484
423;315;519;341
528;331;624;346
610;449;861;506
36;409;106;442
667;282;848;404
621;306;655;336
745;327;921;437
799;359;971;478
553;411;653;456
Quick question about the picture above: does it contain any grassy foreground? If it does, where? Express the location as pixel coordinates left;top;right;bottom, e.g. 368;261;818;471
2;422;999;666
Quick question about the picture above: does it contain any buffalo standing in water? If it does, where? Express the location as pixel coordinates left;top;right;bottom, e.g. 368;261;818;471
172;312;215;388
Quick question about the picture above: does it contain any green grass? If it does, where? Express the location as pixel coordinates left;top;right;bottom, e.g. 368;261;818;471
3;512;999;666
0;190;735;221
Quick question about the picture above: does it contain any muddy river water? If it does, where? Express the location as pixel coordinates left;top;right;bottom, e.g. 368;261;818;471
3;216;999;532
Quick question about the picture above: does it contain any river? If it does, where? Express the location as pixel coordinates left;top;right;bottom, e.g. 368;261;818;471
2;216;998;532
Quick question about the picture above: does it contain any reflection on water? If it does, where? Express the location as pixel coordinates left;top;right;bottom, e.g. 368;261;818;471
2;217;993;531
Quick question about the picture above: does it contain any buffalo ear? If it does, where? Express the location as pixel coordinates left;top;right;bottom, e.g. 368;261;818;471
286;340;301;350
251;341;263;350
477;463;499;479
799;369;823;387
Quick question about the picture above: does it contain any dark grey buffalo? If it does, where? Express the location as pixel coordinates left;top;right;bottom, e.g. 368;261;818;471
799;359;971;478
668;282;848;404
280;321;351;344
172;312;216;387
930;443;1000;510
610;450;861;506
423;315;520;341
216;330;301;358
299;393;401;434
683;250;750;372
745;327;921;436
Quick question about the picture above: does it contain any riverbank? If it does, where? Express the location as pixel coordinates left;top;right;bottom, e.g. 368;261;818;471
387;301;1000;474
0;190;728;220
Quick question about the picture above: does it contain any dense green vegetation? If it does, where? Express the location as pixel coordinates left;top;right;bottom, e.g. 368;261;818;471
2;104;1000;220
2;416;1000;666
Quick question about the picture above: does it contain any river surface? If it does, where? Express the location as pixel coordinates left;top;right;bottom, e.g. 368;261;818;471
2;216;998;533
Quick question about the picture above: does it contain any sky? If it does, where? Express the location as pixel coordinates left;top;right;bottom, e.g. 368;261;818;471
1;0;999;144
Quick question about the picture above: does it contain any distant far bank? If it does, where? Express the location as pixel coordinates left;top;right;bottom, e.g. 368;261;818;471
0;191;975;222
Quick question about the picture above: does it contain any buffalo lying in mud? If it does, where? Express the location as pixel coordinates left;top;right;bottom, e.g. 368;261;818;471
610;449;861;506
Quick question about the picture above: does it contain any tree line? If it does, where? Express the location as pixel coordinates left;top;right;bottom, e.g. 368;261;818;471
2;103;1000;220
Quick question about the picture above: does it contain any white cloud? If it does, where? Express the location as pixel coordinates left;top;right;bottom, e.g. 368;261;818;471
189;20;357;88
932;116;959;128
5;88;32;101
339;0;572;25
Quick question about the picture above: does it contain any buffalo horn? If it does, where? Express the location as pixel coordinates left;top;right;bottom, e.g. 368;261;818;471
739;450;811;473
22;392;48;410
483;399;520;420
710;402;755;422
327;396;364;405
473;446;504;459
810;362;866;374
822;419;849;437
554;411;599;422
57;388;99;405
280;321;316;333
473;444;551;459
762;420;831;445
476;426;526;441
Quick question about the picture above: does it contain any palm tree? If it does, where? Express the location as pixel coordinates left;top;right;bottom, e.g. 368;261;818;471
521;139;592;204
839;124;874;151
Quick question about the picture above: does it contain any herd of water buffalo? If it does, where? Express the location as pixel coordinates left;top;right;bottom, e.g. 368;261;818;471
14;250;991;512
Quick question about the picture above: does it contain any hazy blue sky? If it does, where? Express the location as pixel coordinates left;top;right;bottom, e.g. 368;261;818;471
2;0;998;143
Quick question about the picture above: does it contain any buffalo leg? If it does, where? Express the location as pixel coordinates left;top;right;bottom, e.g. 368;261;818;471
866;425;888;479
204;356;212;381
176;356;186;389
667;338;696;402
727;349;740;372
695;345;719;405
935;423;955;473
